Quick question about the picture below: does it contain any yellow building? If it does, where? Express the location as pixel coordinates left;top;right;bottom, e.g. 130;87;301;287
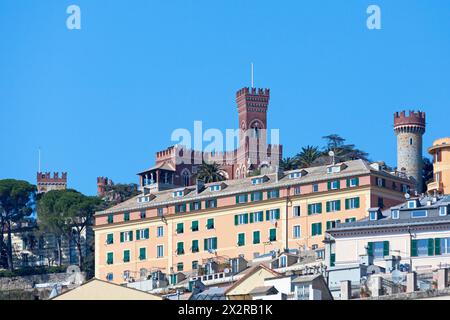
94;160;414;284
428;137;450;195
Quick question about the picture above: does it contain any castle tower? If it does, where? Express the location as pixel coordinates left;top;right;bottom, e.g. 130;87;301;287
235;87;270;177
37;172;67;194
97;177;113;197
394;110;426;193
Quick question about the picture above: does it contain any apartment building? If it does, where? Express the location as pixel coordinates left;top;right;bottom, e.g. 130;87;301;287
94;159;413;283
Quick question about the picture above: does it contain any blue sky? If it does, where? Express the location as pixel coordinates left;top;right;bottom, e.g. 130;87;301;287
1;0;449;195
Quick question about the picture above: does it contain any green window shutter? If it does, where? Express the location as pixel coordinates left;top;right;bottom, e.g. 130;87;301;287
258;211;263;221
336;200;341;211
355;197;360;208
190;202;194;211
234;215;239;226
266;210;270;221
345;199;349;210
269;228;276;241
346;178;350;188
244;213;249;224
244;194;248;202
327;181;331;190
139;248;146;260
267;191;271;199
144;228;149;239
383;241;390;256
235;195;239;204
428;238;434;256
205;200;209;209
136;230;141;241
435;238;442;256
120;232;124;243
367;242;374;256
238;233;245;246
251;193;254;202
337;180;340;189
275;209;280;220
326;202;331;213
355;177;359;186
308;205;312;215
207;218;214;229
311;223;316;235
129;231;133;241
192;220;199;231
192;240;199;252
212;237;217;249
249;213;254;224
177;223;183;233
330;253;336;267
107;252;113;264
123;250;130;262
253;231;260;244
318;203;322;214
204;239;208;251
326;221;331;230
318;223;322;235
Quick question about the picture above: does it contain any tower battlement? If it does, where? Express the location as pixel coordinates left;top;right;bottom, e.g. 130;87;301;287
394;110;426;130
37;172;67;193
236;87;270;98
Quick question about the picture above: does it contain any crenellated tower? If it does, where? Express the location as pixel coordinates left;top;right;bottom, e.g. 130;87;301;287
394;110;426;193
37;172;67;194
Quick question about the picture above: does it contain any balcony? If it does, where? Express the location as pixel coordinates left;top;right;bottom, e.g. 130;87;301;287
427;180;443;193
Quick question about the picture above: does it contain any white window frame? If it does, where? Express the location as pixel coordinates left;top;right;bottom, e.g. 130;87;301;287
237;214;246;225
391;210;400;219
407;200;417;209
294;186;301;195
369;211;377;221
329;200;340;212
348;198;358;210
411;210;428;218
157;226;164;237
440;206;448;216
138;229;149;240
252;178;264;185
330;180;339;190
350;178;358;187
280;256;287;268
252;212;263;223
293;225;301;239
209;185;221;192
313;184;319;192
157;245;164;258
293;206;301;217
172;190;184;198
123;231;132;242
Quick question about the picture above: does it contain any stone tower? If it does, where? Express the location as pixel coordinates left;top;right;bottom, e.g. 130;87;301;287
394;110;426;193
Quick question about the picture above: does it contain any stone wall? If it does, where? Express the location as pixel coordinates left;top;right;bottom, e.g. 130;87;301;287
0;272;85;291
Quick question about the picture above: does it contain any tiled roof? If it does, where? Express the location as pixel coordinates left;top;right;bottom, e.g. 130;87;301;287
96;159;411;215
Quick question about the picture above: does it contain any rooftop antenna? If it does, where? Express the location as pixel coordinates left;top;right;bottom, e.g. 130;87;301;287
251;62;254;88
328;150;336;165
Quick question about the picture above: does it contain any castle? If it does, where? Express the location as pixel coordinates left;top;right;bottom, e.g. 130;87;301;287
137;87;283;191
36;172;67;194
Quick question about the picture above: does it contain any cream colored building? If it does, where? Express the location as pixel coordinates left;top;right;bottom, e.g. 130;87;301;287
94;160;414;284
428;137;450;195
52;278;163;300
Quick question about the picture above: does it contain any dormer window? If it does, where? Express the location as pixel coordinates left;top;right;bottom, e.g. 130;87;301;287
172;190;184;198
369;211;378;221
439;206;448;216
407;200;418;209
327;164;347;174
251;178;264;185
411;210;427;218
391;210;400;219
289;170;307;179
209;185;221;192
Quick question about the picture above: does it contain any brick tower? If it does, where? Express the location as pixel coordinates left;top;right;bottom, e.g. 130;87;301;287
235;87;270;177
394;110;426;193
36;172;67;194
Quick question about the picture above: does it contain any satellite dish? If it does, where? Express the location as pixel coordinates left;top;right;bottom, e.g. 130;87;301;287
224;268;230;274
66;265;81;274
328;151;335;157
367;265;381;274
391;270;404;284
405;193;411;199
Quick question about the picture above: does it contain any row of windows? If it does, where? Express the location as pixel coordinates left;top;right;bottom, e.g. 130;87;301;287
234;209;280;225
366;238;450;259
176;219;215;234
237;229;277;246
306;197;361;215
107;227;164;244
106;237;218;265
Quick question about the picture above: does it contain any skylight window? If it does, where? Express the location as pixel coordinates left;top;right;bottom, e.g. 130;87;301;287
251;178;264;185
407;200;418;209
411;210;427;218
290;172;301;179
439;206;448;216
391;210;399;219
172;190;184;198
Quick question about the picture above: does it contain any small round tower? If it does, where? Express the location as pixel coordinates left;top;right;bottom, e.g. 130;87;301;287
394;110;426;193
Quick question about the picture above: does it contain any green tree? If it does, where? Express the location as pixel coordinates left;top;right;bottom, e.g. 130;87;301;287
100;183;139;207
0;179;36;271
322;134;369;162
422;157;434;192
295;145;321;168
38;189;100;269
279;157;298;171
196;162;226;183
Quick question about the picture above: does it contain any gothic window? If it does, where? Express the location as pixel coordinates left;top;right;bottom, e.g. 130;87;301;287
182;170;190;186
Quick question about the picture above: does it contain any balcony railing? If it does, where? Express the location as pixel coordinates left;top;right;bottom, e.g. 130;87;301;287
427;181;443;192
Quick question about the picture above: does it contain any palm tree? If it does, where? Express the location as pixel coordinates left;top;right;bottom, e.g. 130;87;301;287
279;157;299;171
196;162;226;183
295;146;321;168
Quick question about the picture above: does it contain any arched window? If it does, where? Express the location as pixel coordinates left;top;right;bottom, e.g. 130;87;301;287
409;138;413;145
182;170;190;186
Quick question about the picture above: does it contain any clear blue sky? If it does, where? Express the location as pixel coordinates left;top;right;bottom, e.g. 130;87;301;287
1;0;449;195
